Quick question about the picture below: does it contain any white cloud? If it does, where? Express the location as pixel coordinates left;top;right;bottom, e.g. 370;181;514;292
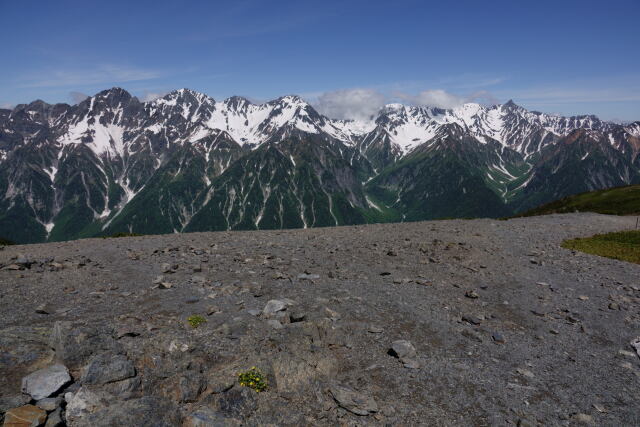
140;90;170;102
69;91;88;104
395;89;465;109
313;88;386;122
0;103;14;109
312;87;498;120
17;64;161;89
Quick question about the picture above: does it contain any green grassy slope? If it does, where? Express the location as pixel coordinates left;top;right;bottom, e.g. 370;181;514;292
562;230;640;264
517;185;640;217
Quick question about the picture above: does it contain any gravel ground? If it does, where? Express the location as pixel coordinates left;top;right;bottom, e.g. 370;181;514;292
0;213;639;426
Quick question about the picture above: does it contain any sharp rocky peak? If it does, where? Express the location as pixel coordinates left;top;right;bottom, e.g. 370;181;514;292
223;96;253;110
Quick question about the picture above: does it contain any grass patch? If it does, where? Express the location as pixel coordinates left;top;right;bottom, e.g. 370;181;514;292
103;232;143;239
187;315;206;328
562;230;640;264
0;237;15;246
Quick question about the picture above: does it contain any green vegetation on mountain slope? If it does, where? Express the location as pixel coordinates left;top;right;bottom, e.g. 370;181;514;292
517;185;640;217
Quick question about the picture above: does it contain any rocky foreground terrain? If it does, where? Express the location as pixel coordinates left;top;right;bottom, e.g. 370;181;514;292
0;213;639;426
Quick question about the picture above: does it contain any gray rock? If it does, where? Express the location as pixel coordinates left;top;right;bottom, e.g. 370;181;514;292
267;320;283;329
297;273;320;280
161;263;175;273
80;352;136;385
402;358;421;369
184;407;232;427
289;310;306;323
389;340;417;359
35;303;54;314
462;314;481;325
160;372;206;403
492;332;506;344
329;384;378;416
64;387;112;424
45;407;63;427
461;328;483;342
630;337;640;358
0;394;30;413
571;413;594;425
213;386;257;418
35;396;63;411
103;376;141;398
192;275;206;284
15;253;32;267
80;396;180;427
262;300;288;316
21;364;71;400
50;321;122;369
465;290;479;299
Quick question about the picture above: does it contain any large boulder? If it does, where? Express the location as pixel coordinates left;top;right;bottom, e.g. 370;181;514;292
64;386;112;425
80;353;135;385
76;396;181;427
49;321;122;370
184;407;240;427
21;364;71;400
329;384;378;416
0;326;53;393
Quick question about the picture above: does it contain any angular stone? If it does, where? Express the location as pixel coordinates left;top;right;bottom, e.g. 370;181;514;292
461;315;481;325
35;304;54;315
388;340;417;359
159;373;206;403
465;290;479;299
183;407;231;427
492;332;506;344
80;396;181;426
262;300;287;316
44;407;63;427
267;319;284;330
329;384;378;416
0;395;31;415
49;321;122;369
3;404;46;427
35;396;63;411
80;352;136;385
64;387;111;424
630;337;640;358
572;413;594;425
402;358;421;369
213;387;257;418
15;254;32;268
21;364;71;400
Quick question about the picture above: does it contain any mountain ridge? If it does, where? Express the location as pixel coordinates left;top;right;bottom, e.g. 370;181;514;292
1;87;639;243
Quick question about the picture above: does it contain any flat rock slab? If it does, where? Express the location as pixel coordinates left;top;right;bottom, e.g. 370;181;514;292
3;404;47;427
80;353;136;385
21;364;71;401
330;384;378;416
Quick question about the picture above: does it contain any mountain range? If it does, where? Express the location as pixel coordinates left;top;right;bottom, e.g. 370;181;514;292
1;87;639;243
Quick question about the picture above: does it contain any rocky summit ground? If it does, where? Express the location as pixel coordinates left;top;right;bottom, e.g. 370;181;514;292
0;213;639;426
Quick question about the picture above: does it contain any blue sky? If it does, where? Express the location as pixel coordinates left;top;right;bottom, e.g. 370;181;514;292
1;0;639;121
